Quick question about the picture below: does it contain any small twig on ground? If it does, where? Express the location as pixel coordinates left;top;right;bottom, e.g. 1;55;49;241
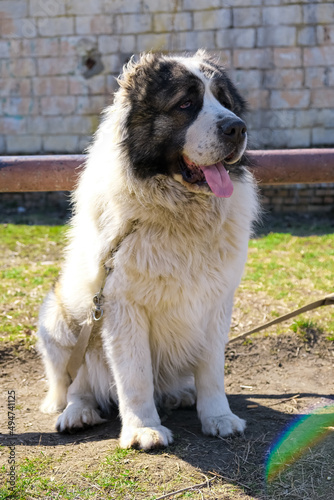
154;476;216;499
61;466;74;480
209;471;251;490
200;473;211;489
267;394;300;407
196;489;205;500
242;441;251;464
176;426;199;438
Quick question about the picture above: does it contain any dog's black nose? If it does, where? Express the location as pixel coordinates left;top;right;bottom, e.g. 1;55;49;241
219;119;247;144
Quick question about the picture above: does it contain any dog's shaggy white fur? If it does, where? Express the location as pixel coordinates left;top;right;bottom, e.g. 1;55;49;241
37;51;259;450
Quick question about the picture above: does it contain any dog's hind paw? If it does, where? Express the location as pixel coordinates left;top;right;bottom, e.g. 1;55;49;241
119;425;173;450
56;403;107;432
163;386;196;410
201;413;246;437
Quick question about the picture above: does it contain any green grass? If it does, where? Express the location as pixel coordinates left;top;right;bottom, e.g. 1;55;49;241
1;455;95;499
291;318;319;334
0;448;167;500
0;224;66;343
0;224;65;254
0;449;249;500
85;448;148;498
241;231;334;333
245;232;334;298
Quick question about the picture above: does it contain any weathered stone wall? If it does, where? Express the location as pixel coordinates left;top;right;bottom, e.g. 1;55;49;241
0;0;333;154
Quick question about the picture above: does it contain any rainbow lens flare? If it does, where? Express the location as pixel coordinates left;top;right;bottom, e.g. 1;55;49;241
266;403;334;483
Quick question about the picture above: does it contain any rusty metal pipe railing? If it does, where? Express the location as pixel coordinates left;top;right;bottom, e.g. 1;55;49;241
0;149;334;192
0;155;82;193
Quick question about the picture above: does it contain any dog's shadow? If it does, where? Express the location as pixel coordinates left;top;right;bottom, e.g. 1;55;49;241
159;393;334;473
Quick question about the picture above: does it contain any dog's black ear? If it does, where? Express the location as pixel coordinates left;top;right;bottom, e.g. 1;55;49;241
117;52;156;92
117;52;172;104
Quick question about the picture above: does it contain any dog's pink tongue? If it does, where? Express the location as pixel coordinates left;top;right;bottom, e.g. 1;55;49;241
201;162;234;198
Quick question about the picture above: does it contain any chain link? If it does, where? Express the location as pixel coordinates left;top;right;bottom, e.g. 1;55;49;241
92;266;111;321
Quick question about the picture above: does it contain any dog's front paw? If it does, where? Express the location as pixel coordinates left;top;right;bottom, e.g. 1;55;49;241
201;413;246;437
119;425;173;450
56;403;107;432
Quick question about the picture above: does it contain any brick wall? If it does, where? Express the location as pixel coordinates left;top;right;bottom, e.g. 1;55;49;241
261;183;334;214
0;0;333;154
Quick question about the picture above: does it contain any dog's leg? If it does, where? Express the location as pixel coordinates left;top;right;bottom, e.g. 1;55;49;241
195;350;246;437
162;377;196;410
103;301;173;450
195;301;246;438
37;292;72;414
39;346;70;414
56;362;107;432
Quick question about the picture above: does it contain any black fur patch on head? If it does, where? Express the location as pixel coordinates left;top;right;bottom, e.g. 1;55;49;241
119;54;205;180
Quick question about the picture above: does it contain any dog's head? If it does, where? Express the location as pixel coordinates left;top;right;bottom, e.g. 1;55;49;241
116;50;248;198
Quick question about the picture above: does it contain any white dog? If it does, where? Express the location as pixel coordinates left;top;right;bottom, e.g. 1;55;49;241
37;50;258;450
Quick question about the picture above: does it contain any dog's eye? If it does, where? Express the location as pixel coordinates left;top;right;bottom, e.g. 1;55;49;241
180;100;192;109
222;100;232;110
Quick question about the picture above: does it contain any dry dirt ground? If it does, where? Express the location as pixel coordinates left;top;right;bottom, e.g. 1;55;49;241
1;327;333;499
